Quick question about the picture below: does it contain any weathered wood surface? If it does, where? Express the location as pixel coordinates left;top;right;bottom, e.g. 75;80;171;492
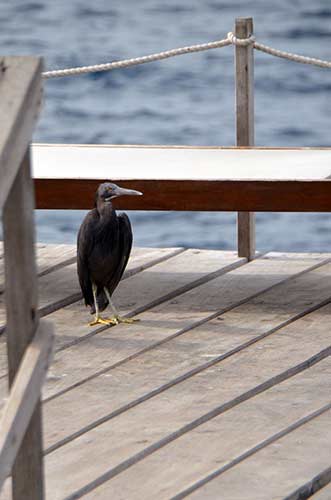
309;482;331;500
1;245;331;500
42;299;331;499
86;361;331;500
23;251;326;402
3;152;44;500
0;246;187;381
40;259;331;454
0;243;76;291
0;321;53;491
0;246;186;339
187;410;331;500
235;17;256;260
0;249;245;396
0;57;42;211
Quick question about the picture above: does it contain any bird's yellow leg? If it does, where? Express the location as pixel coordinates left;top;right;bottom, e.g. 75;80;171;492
88;283;118;326
103;289;139;325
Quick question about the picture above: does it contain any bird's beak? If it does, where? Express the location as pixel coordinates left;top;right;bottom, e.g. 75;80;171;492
113;187;143;198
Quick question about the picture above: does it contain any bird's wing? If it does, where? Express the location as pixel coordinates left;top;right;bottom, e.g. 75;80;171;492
77;209;98;308
106;212;133;298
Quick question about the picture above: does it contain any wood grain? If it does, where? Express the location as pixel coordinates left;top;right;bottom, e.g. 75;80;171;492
235;17;256;260
0;57;42;210
41;258;331;456
187;410;331;500
309;481;331;500
86;361;331;500
43;300;331;499
0;321;53;491
3;152;44;499
0;247;187;376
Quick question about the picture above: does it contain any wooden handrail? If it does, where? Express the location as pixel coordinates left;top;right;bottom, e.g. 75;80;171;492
0;321;54;491
0;57;43;210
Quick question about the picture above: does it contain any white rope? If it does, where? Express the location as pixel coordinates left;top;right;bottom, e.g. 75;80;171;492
227;32;255;47
254;40;331;69
42;37;231;79
41;31;331;79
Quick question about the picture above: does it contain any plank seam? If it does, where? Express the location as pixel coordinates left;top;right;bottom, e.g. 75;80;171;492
0;247;186;335
51;255;331;353
62;346;331;499
37;255;77;278
52;254;248;352
44;295;331;454
283;466;331;500
171;404;331;500
43;256;331;402
39;247;187;317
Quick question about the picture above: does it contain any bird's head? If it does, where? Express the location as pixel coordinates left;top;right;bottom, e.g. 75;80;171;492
95;182;143;206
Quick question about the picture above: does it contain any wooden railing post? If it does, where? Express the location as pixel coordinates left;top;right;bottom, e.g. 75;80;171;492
3;150;44;499
235;17;256;260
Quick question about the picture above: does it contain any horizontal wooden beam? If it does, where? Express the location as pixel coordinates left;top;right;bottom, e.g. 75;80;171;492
35;178;331;212
0;56;43;210
0;320;54;491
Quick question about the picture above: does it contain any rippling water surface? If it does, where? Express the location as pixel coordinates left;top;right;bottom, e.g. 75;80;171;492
2;0;331;251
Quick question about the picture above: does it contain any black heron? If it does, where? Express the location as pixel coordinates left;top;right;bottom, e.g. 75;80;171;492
77;182;142;326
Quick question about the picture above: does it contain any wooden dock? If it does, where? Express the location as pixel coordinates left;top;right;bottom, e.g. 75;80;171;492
0;243;331;499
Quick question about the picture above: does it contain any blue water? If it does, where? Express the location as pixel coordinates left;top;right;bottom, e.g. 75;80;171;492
2;0;331;252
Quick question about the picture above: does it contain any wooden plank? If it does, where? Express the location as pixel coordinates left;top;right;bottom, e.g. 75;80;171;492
0;247;186;377
186;410;331;500
34;177;331;211
0;321;53;491
0;246;185;332
309;482;331;500
41;298;331;498
235;17;256;260
237;211;255;259
235;18;254;147
39;257;331;454
37;252;328;398
0;243;77;291
82;359;331;499
0;249;242;380
0;57;42;210
31;144;331;211
30;250;245;396
3;152;44;499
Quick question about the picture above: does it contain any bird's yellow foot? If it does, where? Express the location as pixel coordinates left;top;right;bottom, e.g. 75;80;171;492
104;316;139;325
89;317;118;327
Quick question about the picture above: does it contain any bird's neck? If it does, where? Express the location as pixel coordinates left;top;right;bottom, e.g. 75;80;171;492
97;200;115;218
96;201;118;235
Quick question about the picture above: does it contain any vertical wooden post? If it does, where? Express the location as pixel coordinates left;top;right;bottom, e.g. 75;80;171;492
235;17;256;260
3;149;44;500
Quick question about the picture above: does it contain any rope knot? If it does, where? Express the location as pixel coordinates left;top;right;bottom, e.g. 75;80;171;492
227;31;255;47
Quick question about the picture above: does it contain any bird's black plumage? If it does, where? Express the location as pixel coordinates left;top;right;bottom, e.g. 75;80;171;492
77;182;142;320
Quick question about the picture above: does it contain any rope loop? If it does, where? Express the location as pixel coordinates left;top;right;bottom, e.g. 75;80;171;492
227;31;256;47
